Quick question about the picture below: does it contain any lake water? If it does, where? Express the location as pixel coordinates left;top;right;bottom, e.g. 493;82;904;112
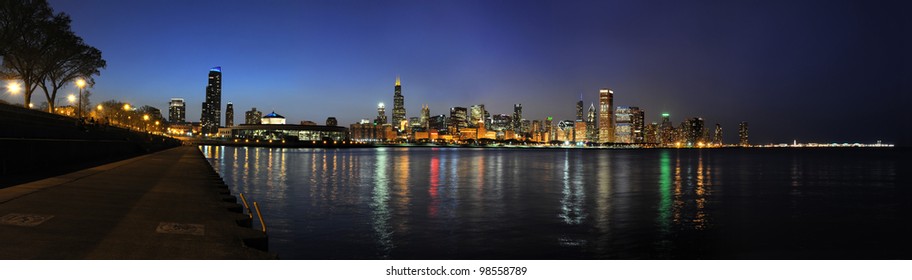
201;146;909;259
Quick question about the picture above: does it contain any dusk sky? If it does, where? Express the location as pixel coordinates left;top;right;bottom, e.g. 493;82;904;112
40;0;907;144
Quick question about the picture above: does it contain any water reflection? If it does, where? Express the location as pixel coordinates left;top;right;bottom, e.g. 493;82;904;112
200;146;899;259
371;148;393;257
560;151;586;225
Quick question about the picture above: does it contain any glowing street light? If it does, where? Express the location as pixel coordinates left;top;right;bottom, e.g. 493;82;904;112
143;114;149;121
96;104;103;111
123;104;131;111
67;94;76;103
6;81;21;94
75;78;86;119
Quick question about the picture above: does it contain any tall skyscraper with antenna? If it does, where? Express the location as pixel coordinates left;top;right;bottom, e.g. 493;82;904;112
392;76;406;131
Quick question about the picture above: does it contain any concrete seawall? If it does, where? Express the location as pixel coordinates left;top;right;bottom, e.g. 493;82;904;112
0;146;274;259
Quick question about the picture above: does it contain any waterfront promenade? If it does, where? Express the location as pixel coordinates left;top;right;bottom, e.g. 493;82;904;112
0;146;274;259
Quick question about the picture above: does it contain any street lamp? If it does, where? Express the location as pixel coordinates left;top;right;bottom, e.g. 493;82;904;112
75;78;86;119
143;114;150;132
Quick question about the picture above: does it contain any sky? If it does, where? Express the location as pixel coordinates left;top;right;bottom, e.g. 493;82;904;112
39;0;908;145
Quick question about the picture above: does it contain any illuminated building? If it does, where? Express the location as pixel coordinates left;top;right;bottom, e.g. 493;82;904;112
531;120;542;142
200;67;221;133
631;107;644;143
521;119;531;139
557;120;575;142
231;124;346;141
244;107;262;125
739;121;749;146
598;88;614;143
684;117;705;145
660;113;674;145
408;117;421;131
586;103;597;142
491;114;512;131
261;111;286;125
712;123;723;146
392;76;405;130
326;117;338;127
450;107;467;130
420;104;430;130
614;107;633;143
576;96;584;121
225;102;234;127
429;114;447;133
469;104;486;128
574;121;586;143
169;98;185;124
376;102;387;125
645;123;659;144
513;104;523;133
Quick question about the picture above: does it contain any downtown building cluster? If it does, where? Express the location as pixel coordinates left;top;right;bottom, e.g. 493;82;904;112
351;77;750;147
166;67;347;141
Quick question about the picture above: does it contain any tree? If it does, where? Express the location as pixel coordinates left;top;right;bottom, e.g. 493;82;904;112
37;14;105;113
0;0;56;108
0;0;104;111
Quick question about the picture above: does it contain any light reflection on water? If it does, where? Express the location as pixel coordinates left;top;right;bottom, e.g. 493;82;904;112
201;146;904;259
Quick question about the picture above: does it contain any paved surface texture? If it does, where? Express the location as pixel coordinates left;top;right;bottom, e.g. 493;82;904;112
0;146;274;259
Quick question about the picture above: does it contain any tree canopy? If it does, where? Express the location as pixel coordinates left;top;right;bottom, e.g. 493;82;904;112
0;0;105;112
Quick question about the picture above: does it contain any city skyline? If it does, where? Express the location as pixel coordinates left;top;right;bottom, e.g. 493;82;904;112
37;0;906;145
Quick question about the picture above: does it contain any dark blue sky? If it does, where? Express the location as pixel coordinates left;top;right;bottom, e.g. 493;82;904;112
45;0;907;144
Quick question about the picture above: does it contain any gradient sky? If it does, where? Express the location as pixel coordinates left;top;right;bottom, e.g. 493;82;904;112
39;0;907;144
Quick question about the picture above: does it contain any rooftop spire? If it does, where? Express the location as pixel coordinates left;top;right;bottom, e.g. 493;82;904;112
395;75;400;87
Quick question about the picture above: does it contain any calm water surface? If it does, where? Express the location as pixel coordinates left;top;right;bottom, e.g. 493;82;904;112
201;146;910;259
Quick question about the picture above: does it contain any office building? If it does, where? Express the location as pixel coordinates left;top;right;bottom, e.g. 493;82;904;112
469;104;486;128
614;106;633;143
420;104;430;130
713;123;723;146
392;76;405;130
376;102;387;125
586;103;597;142
225;102;234;127
631;107;644;143
245;107;262;125
598;88;614;143
512;104;523;133
450;107;467;130
169;98;185;124
200;66;221;134
739;121;749;146
576;96;584;121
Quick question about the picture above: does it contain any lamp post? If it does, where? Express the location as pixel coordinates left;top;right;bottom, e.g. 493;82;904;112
143;114;150;132
75;79;86;119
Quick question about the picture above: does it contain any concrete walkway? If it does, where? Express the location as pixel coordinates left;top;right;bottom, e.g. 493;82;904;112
0;146;274;259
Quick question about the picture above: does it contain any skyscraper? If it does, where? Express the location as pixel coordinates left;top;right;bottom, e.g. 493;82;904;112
169;98;185;124
376;102;387;125
739;122;749;146
685;117;705;145
632;107;645;143
420;104;430;130
225;102;234;127
660;113;675;145
512;104;522;133
201;66;221;134
598;88;614;143
450;107;467;130
586;103;597;142
614;106;633;143
576;96;584;121
392;76;405;131
713;123;723;146
469;104;486;128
